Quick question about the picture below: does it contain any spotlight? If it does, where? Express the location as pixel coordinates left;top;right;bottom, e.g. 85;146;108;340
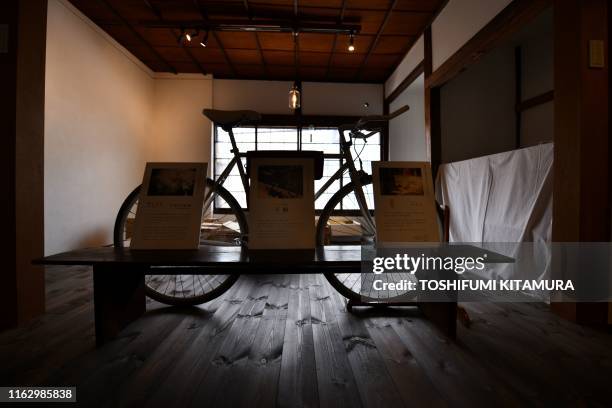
200;30;209;48
347;32;355;52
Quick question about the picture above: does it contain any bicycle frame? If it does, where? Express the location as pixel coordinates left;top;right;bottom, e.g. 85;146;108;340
204;125;377;237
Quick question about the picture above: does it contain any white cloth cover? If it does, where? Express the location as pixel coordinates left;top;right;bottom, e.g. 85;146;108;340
435;143;554;280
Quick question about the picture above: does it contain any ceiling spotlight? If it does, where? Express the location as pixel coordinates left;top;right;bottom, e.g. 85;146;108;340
200;30;209;48
178;28;191;45
347;32;355;52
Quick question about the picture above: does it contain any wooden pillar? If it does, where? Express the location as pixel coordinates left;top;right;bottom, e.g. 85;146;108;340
551;0;610;323
424;27;441;177
0;0;47;331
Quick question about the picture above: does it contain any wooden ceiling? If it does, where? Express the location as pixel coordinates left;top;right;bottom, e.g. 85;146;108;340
68;0;446;83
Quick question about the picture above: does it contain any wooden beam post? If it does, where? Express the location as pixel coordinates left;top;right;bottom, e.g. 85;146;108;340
424;27;441;177
0;0;47;331
551;0;610;324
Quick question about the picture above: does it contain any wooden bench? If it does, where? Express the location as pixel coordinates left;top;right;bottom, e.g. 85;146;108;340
34;245;459;346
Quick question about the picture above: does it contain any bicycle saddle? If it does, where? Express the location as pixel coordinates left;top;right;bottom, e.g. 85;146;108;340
203;109;261;129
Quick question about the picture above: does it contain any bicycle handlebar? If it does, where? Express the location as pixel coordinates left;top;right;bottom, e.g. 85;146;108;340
339;105;410;139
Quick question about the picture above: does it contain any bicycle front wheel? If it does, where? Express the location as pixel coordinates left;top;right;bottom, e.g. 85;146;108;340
113;178;247;306
316;175;416;303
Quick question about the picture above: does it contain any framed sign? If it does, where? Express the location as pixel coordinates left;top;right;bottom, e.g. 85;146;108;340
372;161;440;243
130;162;208;249
248;157;315;249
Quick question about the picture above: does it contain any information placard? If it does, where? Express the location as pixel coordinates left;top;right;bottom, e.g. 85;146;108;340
130;162;207;249
372;161;440;243
248;157;315;249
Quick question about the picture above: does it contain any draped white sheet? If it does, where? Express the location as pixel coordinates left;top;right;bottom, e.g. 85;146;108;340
435;143;554;280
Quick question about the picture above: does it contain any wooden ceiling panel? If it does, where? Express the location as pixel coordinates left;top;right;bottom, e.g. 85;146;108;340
226;49;263;65
298;0;344;9
298;33;334;53
299;51;331;66
359;67;389;81
155;46;195;63
68;0;445;82
105;0;157;21
215;32;259;49
366;53;401;70
262;50;295;66
235;64;267;78
191;47;231;65
383;11;432;35
69;0;119;23
149;0;202;21
373;35;414;54
248;0;294;6
298;66;328;80
345;0;391;11
343;10;385;35
395;0;443;12
327;67;359;81
265;65;298;80
330;52;366;68
258;33;295;51
133;27;180;47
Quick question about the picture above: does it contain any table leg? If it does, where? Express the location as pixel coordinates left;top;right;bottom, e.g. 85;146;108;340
93;265;146;346
417;302;457;339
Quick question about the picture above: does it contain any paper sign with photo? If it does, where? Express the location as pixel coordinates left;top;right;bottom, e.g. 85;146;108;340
373;161;440;243
130;162;208;249
248;158;315;249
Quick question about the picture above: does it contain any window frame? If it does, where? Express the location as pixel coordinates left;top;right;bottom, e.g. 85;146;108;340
212;114;388;215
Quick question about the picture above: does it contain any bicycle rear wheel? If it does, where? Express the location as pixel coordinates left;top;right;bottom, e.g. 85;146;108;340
113;178;247;306
316;175;416;303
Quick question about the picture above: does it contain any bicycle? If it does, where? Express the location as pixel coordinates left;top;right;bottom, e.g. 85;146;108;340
114;106;410;305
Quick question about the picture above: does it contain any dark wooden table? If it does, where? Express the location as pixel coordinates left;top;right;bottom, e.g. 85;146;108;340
34;245;458;346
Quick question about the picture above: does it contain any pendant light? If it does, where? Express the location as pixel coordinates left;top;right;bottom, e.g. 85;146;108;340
289;82;301;110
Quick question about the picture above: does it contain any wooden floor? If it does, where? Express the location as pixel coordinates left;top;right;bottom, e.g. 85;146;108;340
1;266;611;407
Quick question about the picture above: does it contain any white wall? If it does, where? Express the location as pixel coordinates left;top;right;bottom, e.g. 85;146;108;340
214;79;382;115
385;36;424;98
432;0;512;70
440;45;516;163
150;74;214;168
45;0;155;255
439;8;553;163
388;74;427;161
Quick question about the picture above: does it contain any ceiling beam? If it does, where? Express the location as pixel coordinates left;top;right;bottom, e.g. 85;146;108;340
98;0;177;74
193;0;237;76
356;0;398;80
325;0;348;80
243;0;268;79
143;0;207;75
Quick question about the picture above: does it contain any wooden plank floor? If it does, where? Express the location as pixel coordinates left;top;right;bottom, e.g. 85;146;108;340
1;266;611;407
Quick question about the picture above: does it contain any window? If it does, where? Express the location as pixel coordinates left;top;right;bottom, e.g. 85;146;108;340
213;121;382;211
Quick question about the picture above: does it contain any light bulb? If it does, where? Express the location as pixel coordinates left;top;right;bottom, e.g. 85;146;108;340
347;33;355;52
185;33;192;42
289;85;301;110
